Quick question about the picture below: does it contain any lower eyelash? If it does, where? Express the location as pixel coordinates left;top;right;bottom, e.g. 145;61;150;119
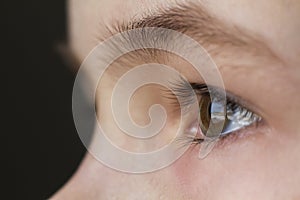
193;119;262;147
175;118;263;154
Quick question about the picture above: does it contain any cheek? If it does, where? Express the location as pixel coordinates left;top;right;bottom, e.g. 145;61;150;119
89;159;189;199
171;129;300;199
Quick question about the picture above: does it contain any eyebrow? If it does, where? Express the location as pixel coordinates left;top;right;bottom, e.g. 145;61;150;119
107;2;275;52
98;1;277;69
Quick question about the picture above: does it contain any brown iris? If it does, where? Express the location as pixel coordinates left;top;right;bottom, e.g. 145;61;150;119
199;94;212;135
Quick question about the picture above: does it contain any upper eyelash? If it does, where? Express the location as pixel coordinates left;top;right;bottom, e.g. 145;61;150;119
165;77;199;107
165;78;254;115
164;78;227;110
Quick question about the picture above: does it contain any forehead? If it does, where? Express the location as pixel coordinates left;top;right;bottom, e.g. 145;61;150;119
69;0;300;67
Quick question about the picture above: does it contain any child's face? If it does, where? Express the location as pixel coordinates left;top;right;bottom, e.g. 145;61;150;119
66;0;300;199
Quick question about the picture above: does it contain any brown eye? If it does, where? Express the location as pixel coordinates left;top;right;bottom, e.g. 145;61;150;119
198;94;261;137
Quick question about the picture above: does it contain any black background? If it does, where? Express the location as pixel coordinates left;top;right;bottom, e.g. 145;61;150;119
3;1;86;199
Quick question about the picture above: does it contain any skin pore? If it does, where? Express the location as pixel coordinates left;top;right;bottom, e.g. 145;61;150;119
52;0;300;199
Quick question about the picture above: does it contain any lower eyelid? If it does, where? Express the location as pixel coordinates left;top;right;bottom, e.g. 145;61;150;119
188;119;266;152
213;119;266;149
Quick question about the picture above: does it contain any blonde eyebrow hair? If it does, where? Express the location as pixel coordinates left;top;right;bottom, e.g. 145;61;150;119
91;1;280;75
101;2;276;57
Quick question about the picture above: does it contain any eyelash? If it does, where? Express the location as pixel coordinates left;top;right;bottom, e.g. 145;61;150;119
165;78;262;147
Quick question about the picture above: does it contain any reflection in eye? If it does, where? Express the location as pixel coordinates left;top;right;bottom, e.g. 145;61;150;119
197;86;261;136
166;78;262;145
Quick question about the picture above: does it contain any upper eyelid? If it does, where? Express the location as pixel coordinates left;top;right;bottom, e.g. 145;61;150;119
192;83;264;118
95;5;272;123
167;80;262;118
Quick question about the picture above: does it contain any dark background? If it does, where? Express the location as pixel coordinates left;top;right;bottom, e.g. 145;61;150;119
3;1;86;199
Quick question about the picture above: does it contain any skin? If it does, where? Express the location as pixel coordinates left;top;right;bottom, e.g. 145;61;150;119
52;0;300;199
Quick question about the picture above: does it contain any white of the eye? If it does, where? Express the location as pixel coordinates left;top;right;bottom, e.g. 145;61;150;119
221;105;261;135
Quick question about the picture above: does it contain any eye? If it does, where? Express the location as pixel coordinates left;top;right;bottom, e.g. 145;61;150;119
198;91;262;137
166;79;262;141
